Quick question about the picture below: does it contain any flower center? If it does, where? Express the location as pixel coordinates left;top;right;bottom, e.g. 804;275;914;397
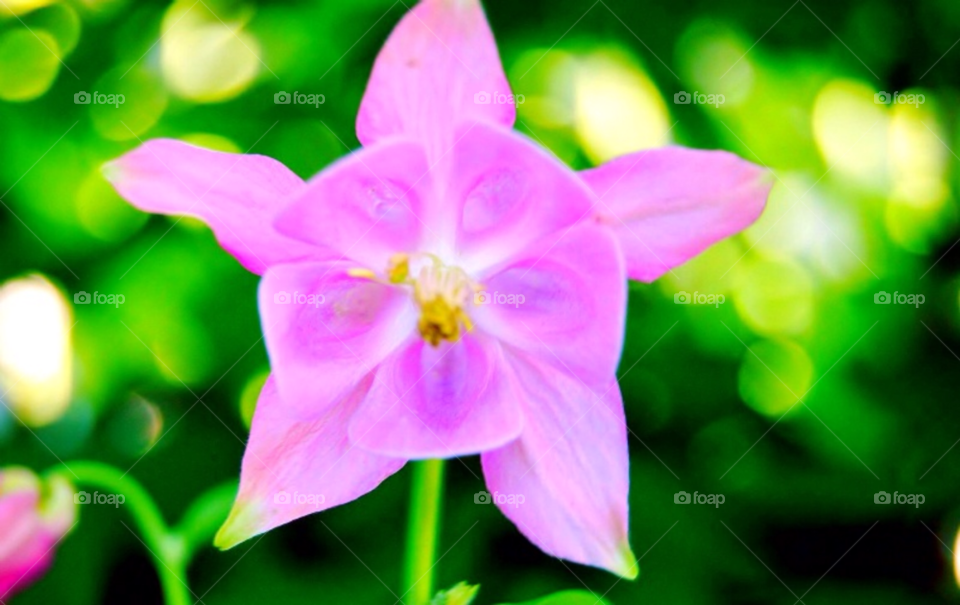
350;253;477;347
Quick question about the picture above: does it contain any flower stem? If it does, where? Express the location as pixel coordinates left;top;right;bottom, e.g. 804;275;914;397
50;461;192;605
403;459;446;605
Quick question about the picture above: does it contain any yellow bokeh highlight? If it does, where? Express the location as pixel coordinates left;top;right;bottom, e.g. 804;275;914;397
573;50;671;163
885;98;952;253
734;256;814;336
76;168;149;242
0;28;61;101
738;339;814;417
160;0;261;103
954;526;960;589
813;79;952;254
677;24;755;107
743;174;869;282
0;275;73;427
511;47;670;164
512;50;577;130
90;66;169;141
25;3;81;55
181;132;242;153
0;0;56;17
812;79;888;189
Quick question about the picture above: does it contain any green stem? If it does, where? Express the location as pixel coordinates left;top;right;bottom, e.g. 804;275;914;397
50;461;191;605
403;459;446;605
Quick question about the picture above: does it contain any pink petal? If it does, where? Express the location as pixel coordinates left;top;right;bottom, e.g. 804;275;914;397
348;332;523;458
356;0;515;161
0;472;73;599
579;147;772;282
481;353;637;578
0;492;43;594
450;121;595;273
103;139;322;275
471;222;625;385
274;139;434;271
0;528;55;600
215;376;405;549
259;261;417;418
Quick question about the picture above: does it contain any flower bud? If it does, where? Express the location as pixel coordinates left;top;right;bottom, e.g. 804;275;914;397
0;467;75;599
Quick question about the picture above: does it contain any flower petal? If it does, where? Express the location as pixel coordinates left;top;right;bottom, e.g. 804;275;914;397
481;354;637;578
471;222;625;384
0;530;55;599
259;261;417;419
215;376;405;549
103;139;321;275
450;121;594;273
348;332;523;458
579;147;772;282
356;0;515;160
0;471;73;599
274;139;434;271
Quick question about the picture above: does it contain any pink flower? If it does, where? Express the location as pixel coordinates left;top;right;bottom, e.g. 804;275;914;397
0;468;75;599
104;0;770;577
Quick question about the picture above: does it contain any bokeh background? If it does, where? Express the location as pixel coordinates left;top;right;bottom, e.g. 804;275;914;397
2;0;960;603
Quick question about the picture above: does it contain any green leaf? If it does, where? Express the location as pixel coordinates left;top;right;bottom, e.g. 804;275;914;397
431;582;480;605
498;590;612;605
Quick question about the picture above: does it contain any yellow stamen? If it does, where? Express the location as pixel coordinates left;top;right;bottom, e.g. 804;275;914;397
387;253;410;284
412;262;474;347
347;267;377;279
349;253;476;347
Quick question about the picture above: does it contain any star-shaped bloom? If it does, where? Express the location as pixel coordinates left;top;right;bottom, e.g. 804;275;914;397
105;0;770;577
